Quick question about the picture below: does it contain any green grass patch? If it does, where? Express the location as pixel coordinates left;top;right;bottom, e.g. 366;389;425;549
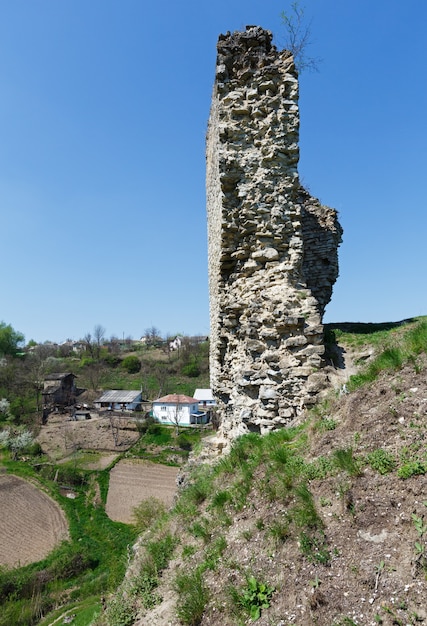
175;566;209;625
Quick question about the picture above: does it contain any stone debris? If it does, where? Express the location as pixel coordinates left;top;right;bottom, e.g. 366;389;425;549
206;26;342;443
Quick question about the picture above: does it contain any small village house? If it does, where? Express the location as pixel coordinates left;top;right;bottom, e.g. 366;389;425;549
42;372;77;422
193;388;216;410
42;373;77;409
94;390;143;412
152;394;208;426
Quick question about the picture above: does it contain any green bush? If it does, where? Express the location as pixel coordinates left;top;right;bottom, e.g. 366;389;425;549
56;466;88;486
367;449;396;475
177;433;193;451
132;497;166;531
121;355;141;374
80;356;94;368
182;362;200;377
103;354;122;368
397;460;426;479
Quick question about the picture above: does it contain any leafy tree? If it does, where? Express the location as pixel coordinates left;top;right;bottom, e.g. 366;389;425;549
122;355;141;374
0;322;24;357
281;1;320;73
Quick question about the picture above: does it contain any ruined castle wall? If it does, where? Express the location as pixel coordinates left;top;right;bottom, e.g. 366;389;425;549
206;27;342;441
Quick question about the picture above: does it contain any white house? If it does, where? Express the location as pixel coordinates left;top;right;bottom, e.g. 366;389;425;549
169;336;183;351
94;390;143;411
152;394;208;426
193;389;216;410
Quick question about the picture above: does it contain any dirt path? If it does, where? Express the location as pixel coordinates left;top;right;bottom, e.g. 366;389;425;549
0;474;69;567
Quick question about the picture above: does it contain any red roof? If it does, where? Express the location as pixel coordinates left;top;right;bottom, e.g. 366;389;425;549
154;394;197;404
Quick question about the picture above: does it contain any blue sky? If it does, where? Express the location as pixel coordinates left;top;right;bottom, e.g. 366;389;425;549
1;0;426;344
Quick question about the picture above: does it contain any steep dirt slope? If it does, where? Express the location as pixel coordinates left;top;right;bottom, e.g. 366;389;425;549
105;326;427;626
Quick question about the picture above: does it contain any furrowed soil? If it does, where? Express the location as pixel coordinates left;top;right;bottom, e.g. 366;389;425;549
0;474;69;568
106;459;179;524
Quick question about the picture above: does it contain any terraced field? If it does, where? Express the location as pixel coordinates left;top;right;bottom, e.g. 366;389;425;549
106;459;179;524
0;474;69;567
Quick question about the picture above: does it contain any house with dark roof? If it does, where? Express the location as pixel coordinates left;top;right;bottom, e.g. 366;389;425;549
42;373;77;409
152;394;208;426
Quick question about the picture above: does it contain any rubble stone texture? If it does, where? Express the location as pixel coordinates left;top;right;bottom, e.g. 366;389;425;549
206;26;343;441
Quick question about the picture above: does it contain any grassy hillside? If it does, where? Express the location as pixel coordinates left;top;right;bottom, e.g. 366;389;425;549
97;317;427;626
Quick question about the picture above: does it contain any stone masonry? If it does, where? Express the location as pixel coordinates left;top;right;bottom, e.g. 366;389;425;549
206;27;342;442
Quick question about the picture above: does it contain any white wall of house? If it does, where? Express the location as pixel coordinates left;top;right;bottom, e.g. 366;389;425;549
152;401;204;426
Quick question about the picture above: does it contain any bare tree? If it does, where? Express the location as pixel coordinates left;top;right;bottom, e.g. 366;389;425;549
280;1;320;73
83;333;95;359
109;414;122;447
144;326;162;347
93;324;106;359
83;324;106;360
169;401;183;436
151;362;169;399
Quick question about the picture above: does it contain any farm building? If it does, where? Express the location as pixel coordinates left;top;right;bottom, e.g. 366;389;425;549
152;394;208;426
193;388;216;410
42;373;77;409
94;390;143;412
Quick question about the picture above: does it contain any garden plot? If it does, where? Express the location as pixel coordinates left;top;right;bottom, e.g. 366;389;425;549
106;460;179;524
0;474;69;567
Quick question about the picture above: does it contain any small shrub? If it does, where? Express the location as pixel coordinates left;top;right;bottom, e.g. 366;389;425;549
80;356;94;368
268;519;290;545
103;593;136;626
305;456;335;480
175;567;209;625
317;417;337;431
57;466;88;486
136;415;156;434
299;530;331;564
333;447;362;477
133;570;161;609
182;362;200;377
132;497;166;531
145;533;177;573
367;449;397;475
203;535;227;570
292;482;322;529
177;433;193;451
234;575;275;622
210;489;232;509
103;354;122;367
398;460;426;479
121;355;141;374
190;519;211;544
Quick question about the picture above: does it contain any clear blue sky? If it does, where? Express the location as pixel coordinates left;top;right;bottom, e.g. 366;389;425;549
1;0;426;344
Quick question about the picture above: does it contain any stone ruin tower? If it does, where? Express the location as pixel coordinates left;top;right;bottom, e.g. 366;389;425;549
206;26;343;442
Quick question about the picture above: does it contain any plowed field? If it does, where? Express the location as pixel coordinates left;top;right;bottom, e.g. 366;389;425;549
0;474;69;567
106;460;179;524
